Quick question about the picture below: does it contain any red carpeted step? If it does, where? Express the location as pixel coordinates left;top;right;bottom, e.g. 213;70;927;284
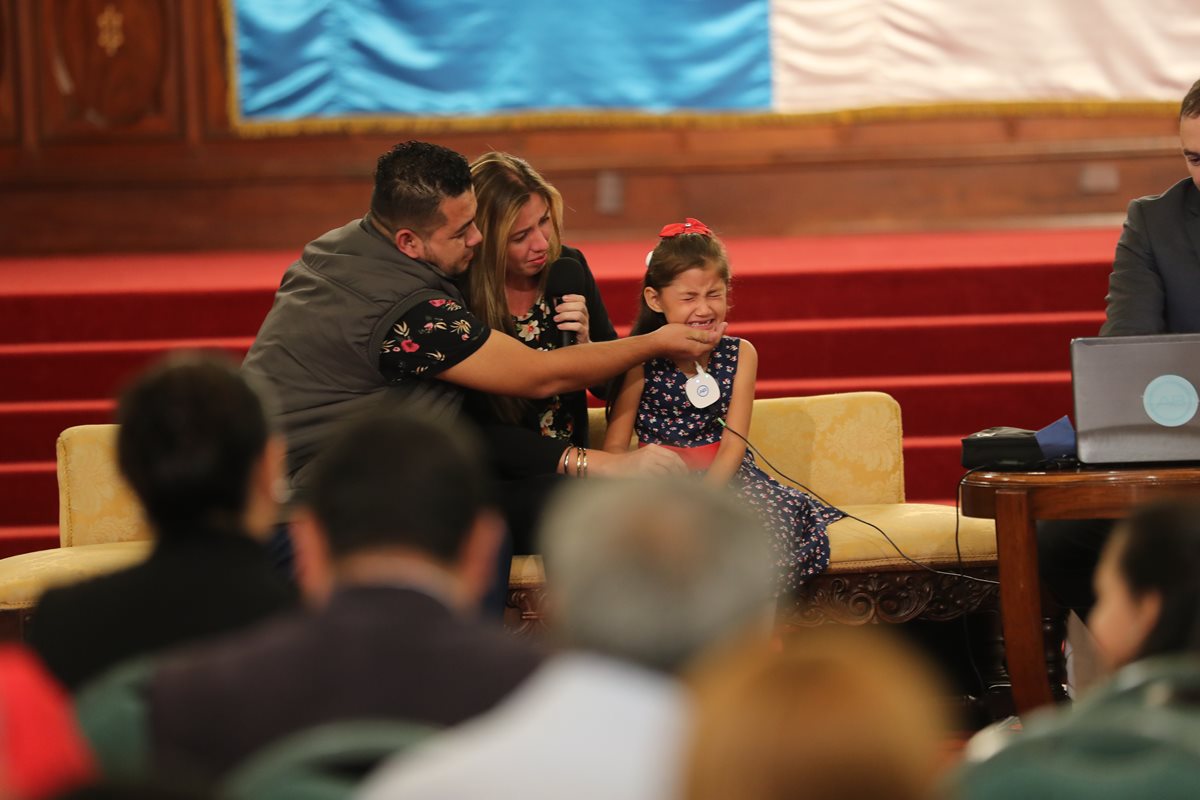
0;262;1111;344
593;261;1111;328
0;400;115;463
0;526;59;559
0;339;252;403
738;311;1102;380
757;372;1074;438
0;462;56;526
0;290;275;345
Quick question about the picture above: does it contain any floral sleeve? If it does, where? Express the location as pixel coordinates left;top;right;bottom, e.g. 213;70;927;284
379;296;490;382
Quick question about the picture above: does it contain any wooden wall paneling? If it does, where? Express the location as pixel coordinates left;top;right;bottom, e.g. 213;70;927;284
196;0;228;135
36;0;182;140
0;0;15;142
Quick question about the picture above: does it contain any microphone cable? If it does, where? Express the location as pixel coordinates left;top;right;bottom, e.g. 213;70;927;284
717;418;999;587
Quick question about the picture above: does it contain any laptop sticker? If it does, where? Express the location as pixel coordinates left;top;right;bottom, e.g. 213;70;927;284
1143;374;1199;427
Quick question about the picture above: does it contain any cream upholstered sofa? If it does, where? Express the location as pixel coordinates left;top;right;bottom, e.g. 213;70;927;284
0;394;999;649
507;391;1000;632
0;426;152;639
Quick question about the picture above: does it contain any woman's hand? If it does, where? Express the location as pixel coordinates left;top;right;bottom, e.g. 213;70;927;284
587;445;687;476
553;294;591;345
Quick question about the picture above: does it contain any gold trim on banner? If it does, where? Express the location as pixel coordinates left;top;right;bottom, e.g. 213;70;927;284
218;1;1177;138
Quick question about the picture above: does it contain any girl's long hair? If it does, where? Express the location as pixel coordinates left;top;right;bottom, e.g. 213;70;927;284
606;231;732;418
467;152;565;425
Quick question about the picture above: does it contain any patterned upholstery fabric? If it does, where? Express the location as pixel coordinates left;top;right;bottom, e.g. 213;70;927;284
509;391;995;585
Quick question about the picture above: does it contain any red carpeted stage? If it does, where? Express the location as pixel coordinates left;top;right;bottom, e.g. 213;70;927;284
0;227;1118;556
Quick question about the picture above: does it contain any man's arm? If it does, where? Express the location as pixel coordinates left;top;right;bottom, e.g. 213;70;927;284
1101;199;1167;336
438;323;723;398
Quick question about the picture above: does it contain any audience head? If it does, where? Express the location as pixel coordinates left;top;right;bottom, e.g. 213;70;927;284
538;477;774;673
632;219;732;337
370;141;480;276
467;152;565;330
116;352;281;539
683;629;950;800
1090;500;1200;671
293;410;499;605
1181;78;1200;187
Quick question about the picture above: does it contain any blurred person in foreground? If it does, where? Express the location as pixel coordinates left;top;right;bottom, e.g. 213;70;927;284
959;500;1200;800
358;476;775;800
28;353;296;692
683;627;951;800
77;410;542;787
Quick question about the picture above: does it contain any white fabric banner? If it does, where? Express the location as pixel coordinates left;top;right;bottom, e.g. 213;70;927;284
771;0;1200;112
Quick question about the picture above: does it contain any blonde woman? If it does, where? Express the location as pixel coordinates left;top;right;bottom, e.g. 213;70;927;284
465;153;685;546
467;152;617;451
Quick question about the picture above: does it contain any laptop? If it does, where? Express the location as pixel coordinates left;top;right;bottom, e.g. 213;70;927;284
1072;333;1200;464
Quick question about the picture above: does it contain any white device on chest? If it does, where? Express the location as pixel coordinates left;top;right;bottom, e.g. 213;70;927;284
685;361;720;409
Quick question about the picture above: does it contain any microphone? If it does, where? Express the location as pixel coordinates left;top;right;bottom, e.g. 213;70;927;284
544;257;586;348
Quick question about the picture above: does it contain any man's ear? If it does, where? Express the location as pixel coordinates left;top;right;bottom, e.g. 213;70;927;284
456;510;506;610
643;286;664;313
290;508;334;607
393;228;425;260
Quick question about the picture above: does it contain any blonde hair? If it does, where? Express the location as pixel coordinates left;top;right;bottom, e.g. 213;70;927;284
468;152;565;336
683;628;951;800
467;152;566;424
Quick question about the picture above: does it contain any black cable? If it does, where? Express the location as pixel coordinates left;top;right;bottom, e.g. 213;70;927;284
717;418;999;587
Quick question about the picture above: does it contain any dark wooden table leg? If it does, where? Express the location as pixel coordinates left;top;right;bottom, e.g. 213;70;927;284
995;488;1055;713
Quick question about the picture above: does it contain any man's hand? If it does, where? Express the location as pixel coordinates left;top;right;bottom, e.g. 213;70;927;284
654;322;728;362
587;445;687;476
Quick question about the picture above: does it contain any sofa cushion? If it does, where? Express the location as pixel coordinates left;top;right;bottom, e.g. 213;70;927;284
0;543;153;611
508;502;995;589
829;504;996;572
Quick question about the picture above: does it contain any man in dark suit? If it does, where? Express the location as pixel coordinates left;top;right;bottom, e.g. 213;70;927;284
1040;77;1200;619
1101;77;1200;336
28;354;296;692
118;410;543;783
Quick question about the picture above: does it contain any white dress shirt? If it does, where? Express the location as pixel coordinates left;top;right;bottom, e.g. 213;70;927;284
358;652;688;800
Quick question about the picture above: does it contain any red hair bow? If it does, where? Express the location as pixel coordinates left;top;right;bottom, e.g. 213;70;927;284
659;218;713;238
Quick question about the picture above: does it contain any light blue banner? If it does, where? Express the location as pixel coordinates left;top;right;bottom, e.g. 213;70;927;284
232;0;772;120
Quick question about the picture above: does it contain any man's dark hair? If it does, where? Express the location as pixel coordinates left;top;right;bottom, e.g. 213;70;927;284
304;410;491;561
1181;78;1200;120
370;141;473;236
116;352;270;534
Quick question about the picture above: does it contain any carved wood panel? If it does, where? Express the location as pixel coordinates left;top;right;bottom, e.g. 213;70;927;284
0;0;15;141
37;0;180;139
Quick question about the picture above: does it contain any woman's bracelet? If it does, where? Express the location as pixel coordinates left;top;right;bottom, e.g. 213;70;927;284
560;446;574;476
575;446;586;478
580;447;589;478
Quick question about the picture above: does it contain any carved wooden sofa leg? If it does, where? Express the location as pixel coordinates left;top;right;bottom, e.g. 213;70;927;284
779;567;1008;722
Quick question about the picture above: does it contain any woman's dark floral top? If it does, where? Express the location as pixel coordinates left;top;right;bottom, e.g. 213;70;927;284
513;296;573;442
379;295;490;382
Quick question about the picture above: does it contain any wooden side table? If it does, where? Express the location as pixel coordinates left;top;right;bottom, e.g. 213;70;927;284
960;465;1200;714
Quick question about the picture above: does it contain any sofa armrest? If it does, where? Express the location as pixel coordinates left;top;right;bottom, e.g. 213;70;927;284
57;425;151;548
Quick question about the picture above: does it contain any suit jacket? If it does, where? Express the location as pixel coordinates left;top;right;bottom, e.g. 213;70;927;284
148;585;544;781
1102;177;1200;336
28;527;296;692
